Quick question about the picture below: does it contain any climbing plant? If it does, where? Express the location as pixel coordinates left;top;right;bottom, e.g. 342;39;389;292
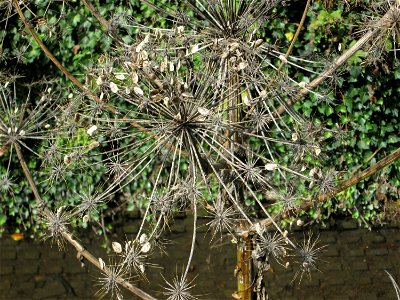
1;0;399;299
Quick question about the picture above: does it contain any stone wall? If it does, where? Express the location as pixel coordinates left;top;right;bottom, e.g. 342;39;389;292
0;218;399;300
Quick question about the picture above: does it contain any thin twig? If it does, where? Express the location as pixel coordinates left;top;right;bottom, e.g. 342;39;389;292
81;0;109;28
14;143;157;300
12;0;156;138
272;6;398;119
271;0;312;82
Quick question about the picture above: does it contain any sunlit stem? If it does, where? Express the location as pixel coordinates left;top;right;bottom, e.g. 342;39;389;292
13;143;157;300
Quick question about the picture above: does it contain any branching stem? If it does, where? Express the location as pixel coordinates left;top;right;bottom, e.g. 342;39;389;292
272;6;398;119
14;143;158;300
240;146;400;237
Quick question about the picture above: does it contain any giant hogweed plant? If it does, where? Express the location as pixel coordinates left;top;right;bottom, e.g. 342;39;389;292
2;0;400;299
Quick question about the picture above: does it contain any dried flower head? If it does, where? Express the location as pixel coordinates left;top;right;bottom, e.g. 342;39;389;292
0;79;59;151
254;231;289;264
119;240;151;277
41;206;70;250
162;272;198;300
206;198;237;240
95;260;127;300
292;232;326;283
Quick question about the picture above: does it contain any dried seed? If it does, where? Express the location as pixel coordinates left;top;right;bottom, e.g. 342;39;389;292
132;72;138;84
115;73;125;80
98;258;105;270
134;86;144;96
110;82;119;93
112;242;122;254
265;163;278;170
87;125;98;136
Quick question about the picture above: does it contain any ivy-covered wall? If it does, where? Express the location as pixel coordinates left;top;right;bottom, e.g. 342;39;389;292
0;0;398;234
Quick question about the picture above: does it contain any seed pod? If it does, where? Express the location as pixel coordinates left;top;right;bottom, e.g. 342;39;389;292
131;72;139;84
175;26;185;35
96;76;103;86
115;73;125;80
298;81;307;88
265;163;278;170
314;146;321;156
112;242;122;254
99;258;105;270
110;82;119;93
279;54;288;63
88;141;100;150
162;97;170;107
140;242;151;253
259;90;267;97
191;44;199;54
243;95;251;106
254;39;264;47
198;107;210;116
139;233;148;244
238;61;248;70
139;264;145;273
229;42;240;52
83;215;90;223
155;28;163;39
87;125;98;136
134;86;144;96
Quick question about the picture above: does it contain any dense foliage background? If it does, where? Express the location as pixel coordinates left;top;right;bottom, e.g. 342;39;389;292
1;0;399;235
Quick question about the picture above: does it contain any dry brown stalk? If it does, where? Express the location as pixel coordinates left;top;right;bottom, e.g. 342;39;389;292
240;146;400;237
12;0;157;140
272;5;399;119
14;142;158;300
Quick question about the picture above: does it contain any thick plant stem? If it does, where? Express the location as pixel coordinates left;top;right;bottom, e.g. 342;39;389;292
235;235;253;300
14;143;158;300
240;146;400;237
228;65;254;298
317;147;400;201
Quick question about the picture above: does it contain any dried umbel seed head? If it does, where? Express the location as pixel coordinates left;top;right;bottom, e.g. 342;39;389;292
292;232;327;283
41;207;70;250
119;240;149;276
95;260;126;300
162;272;198;300
254;231;289;264
0;80;61;150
